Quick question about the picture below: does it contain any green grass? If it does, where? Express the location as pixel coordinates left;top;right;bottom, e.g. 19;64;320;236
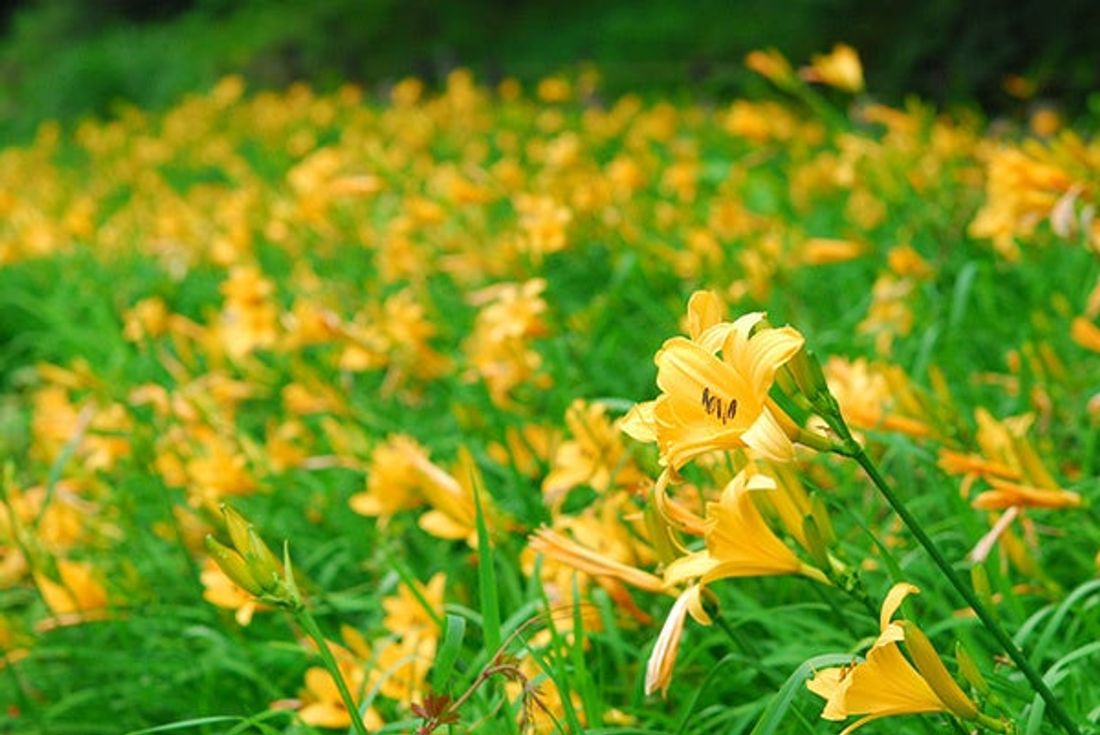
0;64;1098;735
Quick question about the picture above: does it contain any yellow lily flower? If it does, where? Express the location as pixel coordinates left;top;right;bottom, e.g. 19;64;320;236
624;297;807;468
664;469;828;587
808;583;986;734
800;44;865;93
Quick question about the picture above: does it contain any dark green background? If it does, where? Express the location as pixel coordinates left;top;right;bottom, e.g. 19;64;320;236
2;0;1099;142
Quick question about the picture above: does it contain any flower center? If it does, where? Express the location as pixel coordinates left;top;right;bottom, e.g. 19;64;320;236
701;386;738;424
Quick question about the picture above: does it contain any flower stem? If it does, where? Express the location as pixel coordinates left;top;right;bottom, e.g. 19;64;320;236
851;448;1078;735
295;607;370;735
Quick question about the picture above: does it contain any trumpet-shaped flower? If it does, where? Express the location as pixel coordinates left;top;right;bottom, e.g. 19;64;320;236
624;294;807;468
808;583;983;733
664;469;827;587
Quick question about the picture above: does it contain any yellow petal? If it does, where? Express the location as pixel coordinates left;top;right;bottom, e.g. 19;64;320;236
880;582;920;633
741;405;796;462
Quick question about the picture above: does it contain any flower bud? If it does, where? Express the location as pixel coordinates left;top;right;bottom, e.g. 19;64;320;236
955;641;989;695
801;514;833;572
205;535;263;596
244;526;283;594
900;621;979;721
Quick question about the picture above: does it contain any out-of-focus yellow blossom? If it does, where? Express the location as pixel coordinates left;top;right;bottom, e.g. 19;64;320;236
348;435;428;523
200;557;270;625
464;279;551;406
825;357;933;439
801;44;864;93
968;144;1088;260
123;297;171;342
514;194;572;262
744;48;796;87
296;634;384;731
488;423;560;479
1071;316;1100;352
33;559;109;626
542;400;648;506
800;237;865;265
217;265;280;359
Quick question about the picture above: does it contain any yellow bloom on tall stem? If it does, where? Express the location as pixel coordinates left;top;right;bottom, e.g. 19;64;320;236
807;583;993;734
664;469;827;586
623;293;809;468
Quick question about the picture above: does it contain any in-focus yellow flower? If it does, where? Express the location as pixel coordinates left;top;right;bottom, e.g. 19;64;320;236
664;468;828;587
808;583;983;733
624;295;808;467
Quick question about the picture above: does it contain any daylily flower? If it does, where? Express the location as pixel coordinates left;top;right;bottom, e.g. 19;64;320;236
800;44;864;93
664;468;829;587
807;583;993;734
645;584;707;697
623;293;810;468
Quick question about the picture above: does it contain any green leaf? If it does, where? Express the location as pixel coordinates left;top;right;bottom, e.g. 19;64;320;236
470;459;501;653
749;653;854;735
431;613;467;692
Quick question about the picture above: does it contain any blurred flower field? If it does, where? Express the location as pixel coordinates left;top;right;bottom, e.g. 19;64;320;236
1;46;1099;735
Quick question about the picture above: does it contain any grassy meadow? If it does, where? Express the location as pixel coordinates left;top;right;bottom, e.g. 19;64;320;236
1;46;1099;735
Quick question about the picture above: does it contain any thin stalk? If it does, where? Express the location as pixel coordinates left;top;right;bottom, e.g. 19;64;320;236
296;607;370;735
851;447;1079;735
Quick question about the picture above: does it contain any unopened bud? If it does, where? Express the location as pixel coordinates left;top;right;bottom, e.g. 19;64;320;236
221;504;253;555
205;535;263;595
244;526;283;594
809;493;836;547
801;514;832;572
788;347;831;406
900;621;979;721
970;565;996;620
955;641;989;695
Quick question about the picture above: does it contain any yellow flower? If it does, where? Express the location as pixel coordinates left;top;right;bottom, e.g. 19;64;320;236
645;585;707;697
297;635;384;731
744;48;796;87
33;559;110;628
200;558;269;625
348;435;428;522
808;583;981;733
972;478;1082;510
664;469;827;587
527;528;665;594
624;298;807;467
800;238;864;265
801;44;865;93
542;400;647;505
1072;316;1100;352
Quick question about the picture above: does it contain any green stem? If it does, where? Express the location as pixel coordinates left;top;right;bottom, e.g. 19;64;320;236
851;448;1078;735
296;607;370;735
